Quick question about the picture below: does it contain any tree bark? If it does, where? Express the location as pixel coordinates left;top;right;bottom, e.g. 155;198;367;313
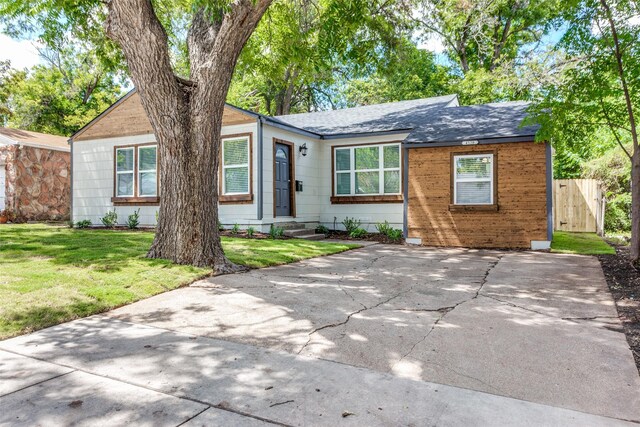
106;0;272;272
599;0;640;263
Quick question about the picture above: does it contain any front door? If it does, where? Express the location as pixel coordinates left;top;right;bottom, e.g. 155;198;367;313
274;143;291;217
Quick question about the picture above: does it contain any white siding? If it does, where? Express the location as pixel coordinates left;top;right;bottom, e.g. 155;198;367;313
72;122;258;226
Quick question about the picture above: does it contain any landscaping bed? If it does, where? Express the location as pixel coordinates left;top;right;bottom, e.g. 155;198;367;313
598;245;640;374
325;230;404;244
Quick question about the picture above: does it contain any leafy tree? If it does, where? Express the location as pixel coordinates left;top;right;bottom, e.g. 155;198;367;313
0;60;26;125
532;0;639;259
4;47;122;135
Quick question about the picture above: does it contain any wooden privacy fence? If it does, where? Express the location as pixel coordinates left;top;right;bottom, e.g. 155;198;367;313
553;179;605;234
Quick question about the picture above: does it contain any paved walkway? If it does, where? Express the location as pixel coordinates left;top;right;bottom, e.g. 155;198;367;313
1;245;639;426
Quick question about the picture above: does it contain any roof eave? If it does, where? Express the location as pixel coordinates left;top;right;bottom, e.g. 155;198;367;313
403;134;538;148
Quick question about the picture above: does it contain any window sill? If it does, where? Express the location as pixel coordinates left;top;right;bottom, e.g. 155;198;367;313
111;197;159;206
331;195;403;204
219;194;253;204
448;204;499;212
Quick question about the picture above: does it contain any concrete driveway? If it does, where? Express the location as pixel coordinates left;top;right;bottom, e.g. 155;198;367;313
1;244;640;426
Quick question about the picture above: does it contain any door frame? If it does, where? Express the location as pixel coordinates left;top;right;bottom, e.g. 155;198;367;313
272;138;296;218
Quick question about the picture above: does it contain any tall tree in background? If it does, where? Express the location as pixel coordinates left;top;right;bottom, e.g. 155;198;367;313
533;0;639;260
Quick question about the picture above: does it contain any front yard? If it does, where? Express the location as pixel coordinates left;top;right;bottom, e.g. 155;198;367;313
0;224;358;339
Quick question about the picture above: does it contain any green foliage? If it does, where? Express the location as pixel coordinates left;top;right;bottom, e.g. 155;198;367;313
218;221;224;231
605;193;632;234
75;219;92;228
231;223;240;234
246;226;255;238
127;209;140;230
315;224;329;235
386;228;404;242
349;227;367;238
269;224;285;239
375;221;393;235
342;217;361;234
100;210;118;228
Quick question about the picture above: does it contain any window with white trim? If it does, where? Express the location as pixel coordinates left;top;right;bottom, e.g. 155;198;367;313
453;153;494;205
138;146;157;196
334;143;400;196
114;145;157;198
222;136;250;195
115;147;134;197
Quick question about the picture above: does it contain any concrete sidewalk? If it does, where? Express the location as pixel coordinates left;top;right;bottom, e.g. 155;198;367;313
0;316;635;426
1;244;639;425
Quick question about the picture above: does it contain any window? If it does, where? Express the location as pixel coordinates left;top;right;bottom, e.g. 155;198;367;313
222;136;250;195
114;144;157;199
453;153;494;205
115;147;134;197
334;143;401;196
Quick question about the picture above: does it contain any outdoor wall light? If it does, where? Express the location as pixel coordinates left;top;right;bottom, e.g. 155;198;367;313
299;143;308;156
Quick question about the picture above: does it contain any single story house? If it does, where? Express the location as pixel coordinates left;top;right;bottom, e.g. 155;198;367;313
0;127;71;221
69;89;551;249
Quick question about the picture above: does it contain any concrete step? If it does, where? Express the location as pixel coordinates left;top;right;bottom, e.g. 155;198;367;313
297;234;326;241
284;228;313;237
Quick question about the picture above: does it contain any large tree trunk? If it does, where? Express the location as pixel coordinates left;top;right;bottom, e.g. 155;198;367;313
106;0;271;272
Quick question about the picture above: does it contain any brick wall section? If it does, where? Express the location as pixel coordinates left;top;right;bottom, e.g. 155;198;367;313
1;145;70;221
407;141;548;249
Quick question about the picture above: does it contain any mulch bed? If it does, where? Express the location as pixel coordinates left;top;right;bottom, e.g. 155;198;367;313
598;245;640;374
325;230;404;244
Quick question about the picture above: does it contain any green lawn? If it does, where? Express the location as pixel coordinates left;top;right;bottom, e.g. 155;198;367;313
0;224;358;339
551;231;615;255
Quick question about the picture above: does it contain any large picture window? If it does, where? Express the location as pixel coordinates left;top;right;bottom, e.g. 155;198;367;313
222;136;250;195
114;144;157;199
334;143;401;196
453;153;494;205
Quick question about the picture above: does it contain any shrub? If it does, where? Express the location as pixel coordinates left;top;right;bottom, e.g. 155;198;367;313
342;217;361;234
349;227;367;238
231;223;240;234
100;209;118;228
375;221;393;236
387;228;403;242
75;219;92;229
269;224;285;239
127;209;140;229
247;226;255;238
315;224;329;235
218;221;224;231
605;192;631;234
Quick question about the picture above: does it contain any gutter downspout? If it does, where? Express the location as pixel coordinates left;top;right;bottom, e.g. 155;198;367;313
546;141;553;241
257;117;264;221
403;145;409;238
68;138;73;224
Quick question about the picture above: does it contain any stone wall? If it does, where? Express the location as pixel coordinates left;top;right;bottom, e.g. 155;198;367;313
1;145;70;221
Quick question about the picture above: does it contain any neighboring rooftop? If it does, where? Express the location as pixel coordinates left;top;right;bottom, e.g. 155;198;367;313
0;127;70;151
273;94;459;136
404;101;540;144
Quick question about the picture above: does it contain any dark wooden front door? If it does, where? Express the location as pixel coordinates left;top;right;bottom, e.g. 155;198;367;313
274;143;291;217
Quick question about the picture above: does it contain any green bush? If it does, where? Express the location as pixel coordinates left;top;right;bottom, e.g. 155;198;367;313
375;221;393;235
232;223;240;234
218;221;224;231
269;224;285;239
247;226;255;238
387;228;403;242
100;210;118;228
127;209;140;229
605;193;631;234
75;219;92;229
349;227;367;238
342;217;361;234
315;225;329;235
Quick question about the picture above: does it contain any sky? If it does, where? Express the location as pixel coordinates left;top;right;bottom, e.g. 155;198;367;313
0;34;42;70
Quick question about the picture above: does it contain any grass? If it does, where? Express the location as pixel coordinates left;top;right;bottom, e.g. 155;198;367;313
551;231;615;255
0;224;358;339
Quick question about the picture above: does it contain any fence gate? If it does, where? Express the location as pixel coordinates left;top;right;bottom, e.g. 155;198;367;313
553;179;604;234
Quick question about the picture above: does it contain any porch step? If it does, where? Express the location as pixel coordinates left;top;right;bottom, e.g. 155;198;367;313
283;228;325;241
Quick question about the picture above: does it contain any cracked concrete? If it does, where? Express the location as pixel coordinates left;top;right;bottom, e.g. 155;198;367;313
2;244;640;425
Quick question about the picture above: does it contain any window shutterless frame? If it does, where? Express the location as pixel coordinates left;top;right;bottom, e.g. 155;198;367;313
137;145;158;197
112;143;159;205
115;147;135;197
218;132;253;204
449;150;498;211
331;142;402;204
221;136;251;195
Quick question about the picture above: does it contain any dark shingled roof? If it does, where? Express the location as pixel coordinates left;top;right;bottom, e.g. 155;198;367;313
273;94;459;136
404;101;540;144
